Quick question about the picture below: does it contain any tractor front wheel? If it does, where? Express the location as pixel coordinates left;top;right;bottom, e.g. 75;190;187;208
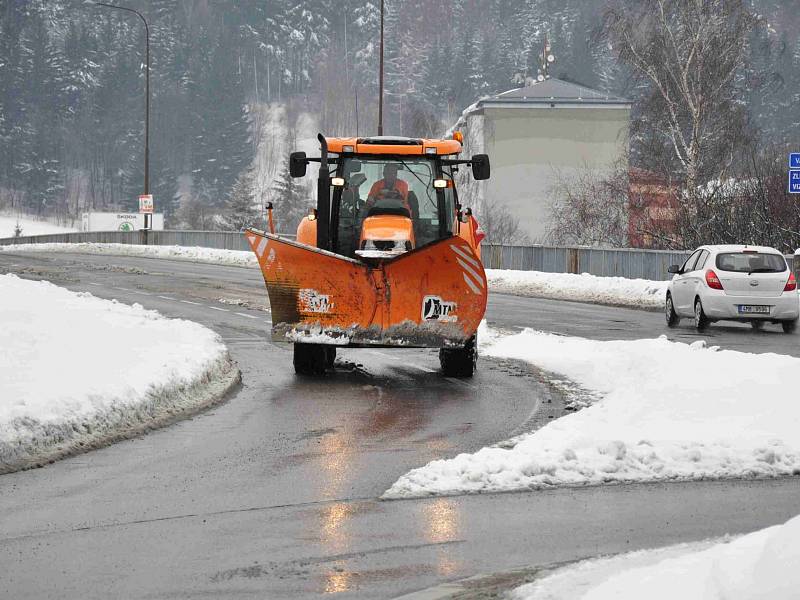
293;343;330;376
439;335;477;378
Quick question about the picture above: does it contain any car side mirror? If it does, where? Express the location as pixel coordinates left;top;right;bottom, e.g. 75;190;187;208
289;151;307;178
471;154;490;180
668;265;681;274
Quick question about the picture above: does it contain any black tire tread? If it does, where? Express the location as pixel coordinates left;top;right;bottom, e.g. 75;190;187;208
439;336;477;377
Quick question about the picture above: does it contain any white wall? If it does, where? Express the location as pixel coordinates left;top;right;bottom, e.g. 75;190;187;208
478;105;629;242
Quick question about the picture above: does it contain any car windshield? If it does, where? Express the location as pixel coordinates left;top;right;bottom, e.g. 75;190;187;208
333;157;454;257
715;252;786;273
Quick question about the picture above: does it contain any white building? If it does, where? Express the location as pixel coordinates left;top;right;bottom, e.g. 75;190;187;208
457;78;631;242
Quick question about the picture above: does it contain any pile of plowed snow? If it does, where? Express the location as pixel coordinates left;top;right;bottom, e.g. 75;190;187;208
485;269;667;309
384;324;800;498
0;274;238;472
512;513;800;600
0;242;256;267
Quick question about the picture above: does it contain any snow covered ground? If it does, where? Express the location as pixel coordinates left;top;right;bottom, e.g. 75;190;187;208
383;324;800;498
486;269;668;309
512;514;800;600
0;274;238;473
0;214;76;239
0;242;257;267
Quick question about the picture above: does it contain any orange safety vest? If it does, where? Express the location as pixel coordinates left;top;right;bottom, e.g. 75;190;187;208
366;179;410;212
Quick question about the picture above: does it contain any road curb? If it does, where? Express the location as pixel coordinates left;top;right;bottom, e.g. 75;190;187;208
0;353;242;475
392;565;546;599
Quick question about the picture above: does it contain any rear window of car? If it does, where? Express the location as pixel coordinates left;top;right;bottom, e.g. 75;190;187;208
715;252;787;273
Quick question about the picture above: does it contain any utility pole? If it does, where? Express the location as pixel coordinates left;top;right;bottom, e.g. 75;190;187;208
537;34;556;82
96;2;151;230
378;0;384;136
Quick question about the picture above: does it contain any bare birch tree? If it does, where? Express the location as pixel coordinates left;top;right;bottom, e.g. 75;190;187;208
603;0;758;246
547;162;630;247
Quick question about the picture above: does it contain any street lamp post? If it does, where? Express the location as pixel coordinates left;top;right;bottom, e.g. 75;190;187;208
96;2;151;230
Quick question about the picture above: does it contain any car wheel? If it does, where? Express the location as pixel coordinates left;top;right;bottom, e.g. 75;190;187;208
751;321;764;331
782;319;798;334
694;299;709;331
665;293;680;328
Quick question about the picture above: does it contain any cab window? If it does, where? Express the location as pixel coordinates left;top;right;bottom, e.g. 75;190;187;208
334;157;451;256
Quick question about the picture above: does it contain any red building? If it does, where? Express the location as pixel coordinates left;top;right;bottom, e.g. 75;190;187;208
628;168;680;249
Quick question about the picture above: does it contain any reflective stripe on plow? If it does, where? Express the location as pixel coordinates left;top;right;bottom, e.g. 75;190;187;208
256;237;268;258
455;257;484;289
450;244;481;269
462;272;481;294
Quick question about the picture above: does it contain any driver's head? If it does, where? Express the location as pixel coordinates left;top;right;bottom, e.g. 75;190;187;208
383;163;399;187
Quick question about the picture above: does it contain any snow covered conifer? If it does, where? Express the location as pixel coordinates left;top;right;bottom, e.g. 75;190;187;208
223;169;260;231
270;164;309;234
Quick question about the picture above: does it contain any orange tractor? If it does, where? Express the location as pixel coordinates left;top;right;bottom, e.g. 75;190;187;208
245;134;490;376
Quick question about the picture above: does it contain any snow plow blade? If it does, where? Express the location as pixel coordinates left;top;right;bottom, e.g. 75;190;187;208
245;229;487;348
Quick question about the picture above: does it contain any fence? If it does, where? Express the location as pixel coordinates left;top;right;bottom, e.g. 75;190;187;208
1;231;794;281
480;244;693;281
0;230;259;252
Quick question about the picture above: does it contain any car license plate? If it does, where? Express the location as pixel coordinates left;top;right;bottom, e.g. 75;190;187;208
738;305;770;314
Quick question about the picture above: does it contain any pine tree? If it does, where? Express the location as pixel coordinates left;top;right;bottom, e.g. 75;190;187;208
18;7;65;215
188;28;251;206
271;165;309;234
223;169;260;230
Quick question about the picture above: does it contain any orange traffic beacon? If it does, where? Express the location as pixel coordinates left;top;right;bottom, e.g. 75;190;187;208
245;134;491;376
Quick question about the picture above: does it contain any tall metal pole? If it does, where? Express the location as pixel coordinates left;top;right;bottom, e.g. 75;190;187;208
96;3;150;228
378;0;384;136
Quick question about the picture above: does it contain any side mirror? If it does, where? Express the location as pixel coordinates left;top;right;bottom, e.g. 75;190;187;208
471;154;490;180
668;265;681;274
289;151;307;178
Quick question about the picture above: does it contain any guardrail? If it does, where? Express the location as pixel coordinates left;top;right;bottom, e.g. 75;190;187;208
1;231;795;282
481;244;692;281
0;230;294;252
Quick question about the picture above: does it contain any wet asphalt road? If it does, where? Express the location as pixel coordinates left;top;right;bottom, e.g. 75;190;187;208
1;251;799;599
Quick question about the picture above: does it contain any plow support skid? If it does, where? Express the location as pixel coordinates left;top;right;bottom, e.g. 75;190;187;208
245;230;487;348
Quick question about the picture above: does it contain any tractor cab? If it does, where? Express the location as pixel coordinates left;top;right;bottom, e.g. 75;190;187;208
338;155;453;259
293;136;485;261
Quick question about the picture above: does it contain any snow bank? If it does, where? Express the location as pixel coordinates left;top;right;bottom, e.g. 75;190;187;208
0;274;239;473
486;269;668;309
0;242;258;268
0;214;76;239
383;326;800;498
512;514;800;600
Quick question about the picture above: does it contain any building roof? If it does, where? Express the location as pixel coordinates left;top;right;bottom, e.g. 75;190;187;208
476;78;630;108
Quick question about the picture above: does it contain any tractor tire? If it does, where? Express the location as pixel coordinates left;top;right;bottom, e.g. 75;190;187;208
325;347;337;368
439;335;477;378
293;343;329;376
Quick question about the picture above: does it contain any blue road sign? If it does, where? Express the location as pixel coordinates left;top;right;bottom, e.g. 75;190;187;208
791;153;800;169
791;170;800;194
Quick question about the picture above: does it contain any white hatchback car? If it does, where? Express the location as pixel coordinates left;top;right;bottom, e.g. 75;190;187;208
665;245;799;333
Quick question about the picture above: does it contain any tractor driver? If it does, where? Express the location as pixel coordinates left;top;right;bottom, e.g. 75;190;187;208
364;163;411;215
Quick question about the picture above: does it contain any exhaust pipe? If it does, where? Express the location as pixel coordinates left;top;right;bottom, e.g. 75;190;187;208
316;133;330;251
